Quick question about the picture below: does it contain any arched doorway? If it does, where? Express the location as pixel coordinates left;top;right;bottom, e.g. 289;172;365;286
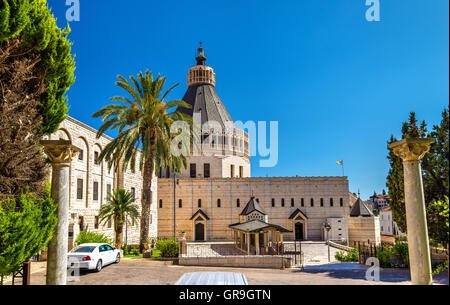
195;222;205;241
295;222;304;241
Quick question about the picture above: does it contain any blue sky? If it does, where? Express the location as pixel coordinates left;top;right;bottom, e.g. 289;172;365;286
47;0;449;199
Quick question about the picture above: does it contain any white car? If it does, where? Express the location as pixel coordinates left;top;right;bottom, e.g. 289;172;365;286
175;272;249;285
67;243;120;272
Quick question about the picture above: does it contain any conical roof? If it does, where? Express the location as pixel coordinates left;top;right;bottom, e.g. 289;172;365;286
178;44;236;130
240;197;266;216
350;198;374;217
179;83;235;129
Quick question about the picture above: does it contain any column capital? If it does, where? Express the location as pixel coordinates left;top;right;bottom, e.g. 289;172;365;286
388;138;435;161
41;140;80;165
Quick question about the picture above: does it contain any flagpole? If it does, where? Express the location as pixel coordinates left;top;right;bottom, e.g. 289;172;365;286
342;163;345;177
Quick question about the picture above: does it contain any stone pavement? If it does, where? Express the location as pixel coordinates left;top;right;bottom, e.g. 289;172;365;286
286;242;341;265
16;259;449;286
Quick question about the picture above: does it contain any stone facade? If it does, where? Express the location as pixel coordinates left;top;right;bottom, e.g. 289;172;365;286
157;177;350;242
348;216;381;246
46;116;156;248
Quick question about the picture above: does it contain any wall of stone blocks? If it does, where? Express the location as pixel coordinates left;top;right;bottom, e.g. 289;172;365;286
348;217;381;246
157;177;350;242
47;117;156;247
179;256;286;269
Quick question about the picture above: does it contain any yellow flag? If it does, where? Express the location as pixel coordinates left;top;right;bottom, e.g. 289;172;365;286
336;160;343;165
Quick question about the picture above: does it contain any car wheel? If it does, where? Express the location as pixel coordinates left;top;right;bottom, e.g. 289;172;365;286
96;260;102;272
115;253;120;264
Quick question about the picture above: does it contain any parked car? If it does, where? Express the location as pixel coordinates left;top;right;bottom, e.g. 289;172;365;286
175;272;248;285
67;243;120;272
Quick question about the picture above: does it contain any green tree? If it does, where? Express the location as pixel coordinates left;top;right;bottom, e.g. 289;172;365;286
0;186;57;285
0;0;76;200
98;189;140;250
93;71;193;252
386;110;449;245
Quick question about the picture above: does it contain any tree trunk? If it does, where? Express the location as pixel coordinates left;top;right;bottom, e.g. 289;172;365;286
139;153;154;253
115;218;124;250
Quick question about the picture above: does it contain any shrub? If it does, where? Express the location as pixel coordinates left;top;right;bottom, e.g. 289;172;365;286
75;231;114;246
335;249;359;262
155;238;179;258
376;247;392;268
391;241;409;266
0;188;57;283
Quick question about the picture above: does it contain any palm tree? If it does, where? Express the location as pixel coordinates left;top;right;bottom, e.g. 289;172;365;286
98;189;139;250
93;70;193;252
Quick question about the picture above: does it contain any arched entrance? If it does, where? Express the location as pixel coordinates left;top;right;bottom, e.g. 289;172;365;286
295;222;304;241
195;222;205;241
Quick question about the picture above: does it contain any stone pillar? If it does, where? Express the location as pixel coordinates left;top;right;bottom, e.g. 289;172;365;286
41;140;80;286
255;233;260;255
247;233;250;254
389;138;435;285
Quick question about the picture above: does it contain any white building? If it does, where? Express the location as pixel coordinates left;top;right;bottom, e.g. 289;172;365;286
379;208;405;236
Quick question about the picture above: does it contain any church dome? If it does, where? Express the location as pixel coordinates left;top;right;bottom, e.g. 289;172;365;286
178;43;235;130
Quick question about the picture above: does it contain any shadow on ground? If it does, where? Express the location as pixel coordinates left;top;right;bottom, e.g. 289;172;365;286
294;262;448;285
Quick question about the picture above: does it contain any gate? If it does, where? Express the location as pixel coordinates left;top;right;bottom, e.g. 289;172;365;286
283;241;304;269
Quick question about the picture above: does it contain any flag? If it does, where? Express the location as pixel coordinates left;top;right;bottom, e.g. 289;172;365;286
336;160;343;165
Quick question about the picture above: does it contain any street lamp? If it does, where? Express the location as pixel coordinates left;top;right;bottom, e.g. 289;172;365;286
173;174;179;238
324;223;332;262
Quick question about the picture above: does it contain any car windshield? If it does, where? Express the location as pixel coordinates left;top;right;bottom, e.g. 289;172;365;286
71;246;96;253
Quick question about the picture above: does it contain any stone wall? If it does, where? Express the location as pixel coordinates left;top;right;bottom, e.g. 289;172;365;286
179;256;287;269
47;116;155;247
157;177;350;241
348;216;381;246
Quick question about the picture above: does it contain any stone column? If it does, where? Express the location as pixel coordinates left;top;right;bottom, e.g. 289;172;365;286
246;232;251;254
41;140;80;286
389;138;435;285
255;233;260;255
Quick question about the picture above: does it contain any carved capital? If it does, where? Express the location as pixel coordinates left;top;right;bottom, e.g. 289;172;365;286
388;138;435;161
41;140;80;164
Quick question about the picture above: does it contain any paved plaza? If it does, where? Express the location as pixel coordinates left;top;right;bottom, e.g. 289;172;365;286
8;259;447;286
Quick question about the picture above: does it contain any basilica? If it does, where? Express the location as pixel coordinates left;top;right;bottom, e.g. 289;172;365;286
48;45;379;250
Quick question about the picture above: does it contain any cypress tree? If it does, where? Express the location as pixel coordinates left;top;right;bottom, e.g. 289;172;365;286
0;0;75;199
386;109;449;244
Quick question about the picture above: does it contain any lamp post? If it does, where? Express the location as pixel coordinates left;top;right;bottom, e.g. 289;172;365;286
389;138;435;285
324;223;332;262
173;173;179;238
125;213;128;247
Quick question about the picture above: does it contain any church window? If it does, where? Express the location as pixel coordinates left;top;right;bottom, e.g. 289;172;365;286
330;198;334;207
198;199;202;208
301;198;304;207
217;199;221;208
271;198;275;207
204;164;210;178
281;198;285;207
237;199;240;207
320;198;324;207
94;151;99;165
179;199;182;208
311;198;314;207
93;182;99;201
77;179;83;200
159;199;163;208
190;164;197;178
291;198;295;207
340;198;344;207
